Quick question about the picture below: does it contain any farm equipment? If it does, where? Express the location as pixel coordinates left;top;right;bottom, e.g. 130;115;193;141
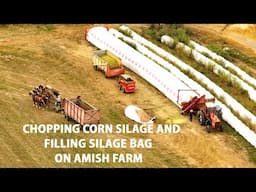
181;95;223;133
93;50;125;78
63;96;100;125
29;84;100;125
117;74;136;93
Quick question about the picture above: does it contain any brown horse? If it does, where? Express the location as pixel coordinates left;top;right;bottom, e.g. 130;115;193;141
32;94;48;109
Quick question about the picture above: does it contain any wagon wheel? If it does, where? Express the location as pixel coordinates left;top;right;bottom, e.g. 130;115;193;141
64;115;70;121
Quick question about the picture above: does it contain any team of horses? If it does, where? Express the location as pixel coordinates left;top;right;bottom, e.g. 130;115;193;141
29;85;60;109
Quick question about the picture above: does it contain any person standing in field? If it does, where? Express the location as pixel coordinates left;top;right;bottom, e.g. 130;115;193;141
189;109;193;122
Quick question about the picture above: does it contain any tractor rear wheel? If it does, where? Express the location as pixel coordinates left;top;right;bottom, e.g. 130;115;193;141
197;111;205;125
219;125;223;132
207;124;212;133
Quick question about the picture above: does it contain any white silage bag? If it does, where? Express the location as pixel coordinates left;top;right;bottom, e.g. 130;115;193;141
87;26;256;147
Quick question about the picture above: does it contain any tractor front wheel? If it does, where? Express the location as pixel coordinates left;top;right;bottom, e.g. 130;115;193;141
207;124;212;133
197;111;205;125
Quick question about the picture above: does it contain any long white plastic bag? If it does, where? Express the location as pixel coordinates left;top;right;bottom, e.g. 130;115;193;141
86;26;256;148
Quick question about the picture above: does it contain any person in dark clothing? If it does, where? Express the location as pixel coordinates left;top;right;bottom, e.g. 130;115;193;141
74;96;82;106
189;109;193;122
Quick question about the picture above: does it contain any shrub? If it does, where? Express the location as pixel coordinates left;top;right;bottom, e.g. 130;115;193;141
119;28;133;38
226;48;256;67
207;44;234;61
206;62;215;72
143;24;191;46
175;28;190;45
201;51;211;58
124;40;137;50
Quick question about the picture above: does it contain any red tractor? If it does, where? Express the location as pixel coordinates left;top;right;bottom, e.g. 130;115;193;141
181;95;223;133
117;74;136;93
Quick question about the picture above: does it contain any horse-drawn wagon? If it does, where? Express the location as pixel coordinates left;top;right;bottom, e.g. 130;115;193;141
29;85;100;125
63;97;100;125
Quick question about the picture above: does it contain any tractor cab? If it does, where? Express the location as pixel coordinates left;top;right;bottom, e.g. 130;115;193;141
206;105;222;119
205;105;223;132
117;74;136;93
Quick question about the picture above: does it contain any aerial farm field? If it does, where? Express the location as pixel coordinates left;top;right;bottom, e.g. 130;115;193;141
0;24;255;167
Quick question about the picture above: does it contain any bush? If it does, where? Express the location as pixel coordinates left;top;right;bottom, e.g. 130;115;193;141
124;40;137;50
207;44;233;61
226;48;256;67
143;24;191;46
119;28;133;38
206;62;215;72
207;43;256;67
175;28;190;45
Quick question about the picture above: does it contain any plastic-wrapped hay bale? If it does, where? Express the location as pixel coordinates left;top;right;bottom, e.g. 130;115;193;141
176;42;192;56
161;35;175;48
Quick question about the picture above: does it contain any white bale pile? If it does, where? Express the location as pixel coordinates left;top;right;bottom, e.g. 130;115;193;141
86;26;256;148
190;41;256;89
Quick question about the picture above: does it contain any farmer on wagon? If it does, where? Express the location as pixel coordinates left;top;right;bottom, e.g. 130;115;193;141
74;96;82;106
55;94;62;112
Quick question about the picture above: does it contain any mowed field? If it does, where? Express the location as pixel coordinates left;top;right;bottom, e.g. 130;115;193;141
0;24;255;167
